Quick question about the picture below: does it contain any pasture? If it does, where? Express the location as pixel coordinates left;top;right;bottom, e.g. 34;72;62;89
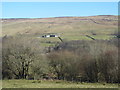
2;80;118;88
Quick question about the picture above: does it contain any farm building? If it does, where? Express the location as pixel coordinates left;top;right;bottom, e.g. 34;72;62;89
42;34;59;38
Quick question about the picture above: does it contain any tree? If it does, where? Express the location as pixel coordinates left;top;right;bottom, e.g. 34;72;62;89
2;35;44;79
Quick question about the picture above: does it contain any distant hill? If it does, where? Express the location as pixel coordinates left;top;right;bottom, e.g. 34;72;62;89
2;15;118;40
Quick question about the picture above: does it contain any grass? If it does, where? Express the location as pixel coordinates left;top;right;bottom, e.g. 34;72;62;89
0;80;2;89
2;16;117;37
2;16;117;48
2;80;118;88
36;34;115;47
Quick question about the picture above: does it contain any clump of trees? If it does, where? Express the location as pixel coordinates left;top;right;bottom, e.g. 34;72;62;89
2;35;49;79
48;40;119;83
2;35;119;83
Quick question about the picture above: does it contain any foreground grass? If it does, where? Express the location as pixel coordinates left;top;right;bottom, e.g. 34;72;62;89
2;80;118;88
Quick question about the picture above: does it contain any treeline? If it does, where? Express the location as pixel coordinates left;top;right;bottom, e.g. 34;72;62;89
2;35;119;83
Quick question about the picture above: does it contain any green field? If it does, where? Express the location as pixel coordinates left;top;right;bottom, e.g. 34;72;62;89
2;16;118;48
2;15;118;47
2;16;117;37
2;80;118;88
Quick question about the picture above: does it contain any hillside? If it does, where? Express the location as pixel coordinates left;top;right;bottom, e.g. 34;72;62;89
2;15;118;41
2;15;119;86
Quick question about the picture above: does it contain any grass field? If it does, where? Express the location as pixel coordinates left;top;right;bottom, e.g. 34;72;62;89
2;16;118;48
2;16;117;37
2;80;118;88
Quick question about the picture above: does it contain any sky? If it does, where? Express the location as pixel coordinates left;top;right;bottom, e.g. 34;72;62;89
1;0;119;2
2;2;118;18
